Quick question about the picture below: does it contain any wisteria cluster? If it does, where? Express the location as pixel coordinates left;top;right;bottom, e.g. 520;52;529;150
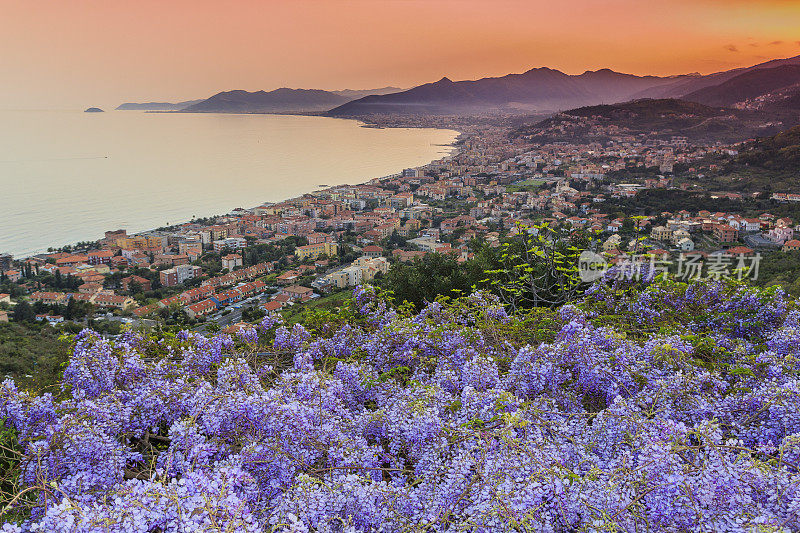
1;278;800;532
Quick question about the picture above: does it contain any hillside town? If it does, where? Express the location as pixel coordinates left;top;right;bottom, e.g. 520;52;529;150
2;116;800;332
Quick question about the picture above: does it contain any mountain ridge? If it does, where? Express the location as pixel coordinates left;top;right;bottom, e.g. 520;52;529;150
327;55;800;117
181;88;350;113
116;100;203;111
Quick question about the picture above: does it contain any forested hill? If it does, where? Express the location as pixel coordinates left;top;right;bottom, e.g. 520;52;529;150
738;124;800;169
511;98;771;143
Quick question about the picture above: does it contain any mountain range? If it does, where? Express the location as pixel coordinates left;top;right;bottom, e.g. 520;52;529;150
116;100;203;111
328;55;800;116
117;87;403;114
115;56;800;119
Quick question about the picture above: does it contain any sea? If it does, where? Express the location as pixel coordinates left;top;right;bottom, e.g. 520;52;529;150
0;109;458;257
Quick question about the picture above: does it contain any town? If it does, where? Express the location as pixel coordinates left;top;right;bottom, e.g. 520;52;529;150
3;112;800;333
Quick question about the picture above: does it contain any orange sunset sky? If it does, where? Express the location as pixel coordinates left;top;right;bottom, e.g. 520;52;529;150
1;0;799;109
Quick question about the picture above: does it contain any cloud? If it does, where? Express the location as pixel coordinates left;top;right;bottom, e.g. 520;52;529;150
796;41;800;46
769;40;784;45
724;44;739;52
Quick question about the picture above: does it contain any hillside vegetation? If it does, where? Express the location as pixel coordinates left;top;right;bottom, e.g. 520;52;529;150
512;98;787;143
738;124;800;170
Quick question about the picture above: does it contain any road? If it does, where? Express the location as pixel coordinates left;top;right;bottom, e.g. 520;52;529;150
193;292;273;333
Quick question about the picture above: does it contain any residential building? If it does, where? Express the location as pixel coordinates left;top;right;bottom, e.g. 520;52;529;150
677;238;695;252
87;250;115;265
29;292;70;305
90;293;137;311
713;224;739;243
281;285;314;302
651;226;672;241
121;275;152;292
362;245;383;258
222;254;243;272
185;299;217;319
295;242;338;261
782;239;800;252
160;264;202;287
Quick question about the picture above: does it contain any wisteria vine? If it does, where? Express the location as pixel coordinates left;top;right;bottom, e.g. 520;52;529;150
0;278;799;532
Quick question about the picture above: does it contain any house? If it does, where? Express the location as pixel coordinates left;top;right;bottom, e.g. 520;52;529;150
222;254;243;272
0;293;10;305
262;300;284;312
56;254;89;267
121;275;152;293
78;282;104;294
281;285;314;302
306;232;334;245
4;270;22;282
211;288;244;307
767;226;794;245
91;293;137;311
362;245;384;258
212;237;247;252
0;310;8;323
677;238;695;252
133;303;161;317
277;270;300;285
727;246;755;256
603;235;622;252
29;292;70;305
783;239;800;252
352;256;390;281
35;314;64;325
185;299;217;319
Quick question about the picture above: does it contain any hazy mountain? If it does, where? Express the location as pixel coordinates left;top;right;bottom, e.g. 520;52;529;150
327;68;694;116
116;100;203;111
633;55;800;100
181;88;351;113
332;87;403;99
328;56;800;117
680;64;800;107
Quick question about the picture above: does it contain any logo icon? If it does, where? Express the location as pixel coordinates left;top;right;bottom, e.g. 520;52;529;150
578;251;608;282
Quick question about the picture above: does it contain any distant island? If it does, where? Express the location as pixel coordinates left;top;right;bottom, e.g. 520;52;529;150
84;107;104;113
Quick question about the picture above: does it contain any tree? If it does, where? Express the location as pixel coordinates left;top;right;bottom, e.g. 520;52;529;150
380;253;488;310
128;280;142;296
12;301;35;323
484;224;593;311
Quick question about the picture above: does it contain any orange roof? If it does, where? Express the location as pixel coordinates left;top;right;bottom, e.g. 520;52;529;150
728;246;754;255
262;301;283;312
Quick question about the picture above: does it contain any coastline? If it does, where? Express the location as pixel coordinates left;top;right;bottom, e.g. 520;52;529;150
6;112;462;260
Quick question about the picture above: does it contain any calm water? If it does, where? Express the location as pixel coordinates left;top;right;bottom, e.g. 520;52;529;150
0;110;458;257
